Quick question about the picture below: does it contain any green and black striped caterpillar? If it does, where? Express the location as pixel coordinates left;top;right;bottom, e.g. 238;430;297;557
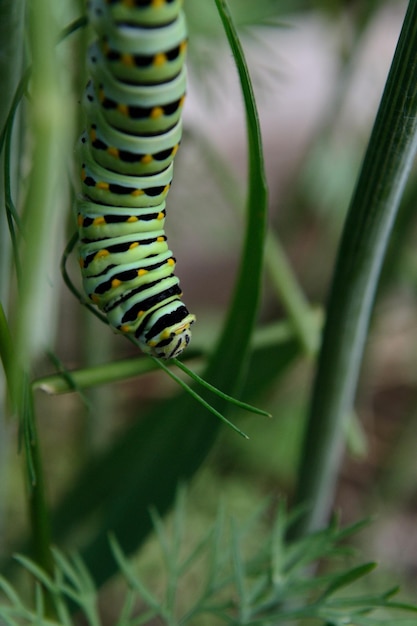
76;0;195;359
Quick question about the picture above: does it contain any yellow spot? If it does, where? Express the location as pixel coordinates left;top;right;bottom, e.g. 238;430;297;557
127;216;138;223
179;40;188;54
153;53;167;67
157;212;164;220
90;127;97;142
167;258;175;266
107;146;119;158
141;154;153;164
93;216;106;226
111;278;122;288
102;40;110;55
150;106;164;119
131;188;144;197
172;144;179;157
156;236;165;242
179;95;186;108
174;322;187;335
94;249;110;259
151;0;165;7
138;269;147;276
129;242;139;250
161;329;171;340
148;340;157;347
91;294;100;304
121;53;135;67
163;184;171;194
136;310;144;318
79;257;85;268
96;181;109;190
81;168;87;181
77;214;83;227
120;324;131;333
117;103;129;116
99;88;105;103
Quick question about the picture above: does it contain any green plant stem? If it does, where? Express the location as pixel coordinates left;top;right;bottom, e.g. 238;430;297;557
293;0;417;537
12;0;67;579
198;132;317;357
206;0;267;393
31;314;319;395
264;235;318;357
0;304;13;399
0;0;25;576
22;380;53;577
15;1;67;375
0;0;24;303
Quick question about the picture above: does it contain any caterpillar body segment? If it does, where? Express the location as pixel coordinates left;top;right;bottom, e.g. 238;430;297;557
77;0;195;358
89;8;188;84
100;0;185;28
87;47;187;135
83;93;183;175
79;142;174;207
77;200;167;240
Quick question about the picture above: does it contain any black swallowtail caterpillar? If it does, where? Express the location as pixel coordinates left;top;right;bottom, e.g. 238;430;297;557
76;0;195;359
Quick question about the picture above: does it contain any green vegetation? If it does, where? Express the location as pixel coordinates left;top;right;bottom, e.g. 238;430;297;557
1;0;417;624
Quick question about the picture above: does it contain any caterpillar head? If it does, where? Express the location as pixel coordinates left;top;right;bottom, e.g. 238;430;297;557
140;311;196;360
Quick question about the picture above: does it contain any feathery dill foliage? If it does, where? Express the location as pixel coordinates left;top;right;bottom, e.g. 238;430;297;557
1;496;417;625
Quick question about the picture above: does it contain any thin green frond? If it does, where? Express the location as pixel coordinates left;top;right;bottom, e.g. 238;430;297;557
319;562;377;600
151;356;249;438
172;358;272;418
14;554;55;592
2;499;417;625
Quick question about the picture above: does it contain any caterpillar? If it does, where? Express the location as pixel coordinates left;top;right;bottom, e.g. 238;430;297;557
76;0;195;359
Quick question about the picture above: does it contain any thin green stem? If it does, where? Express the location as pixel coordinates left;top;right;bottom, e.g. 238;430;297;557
264;234;318;357
293;0;417;536
31;315;314;394
22;379;53;577
207;0;268;390
197;132;317;357
4;104;23;281
172;358;271;417
0;303;13;400
0;0;25;576
154;357;249;439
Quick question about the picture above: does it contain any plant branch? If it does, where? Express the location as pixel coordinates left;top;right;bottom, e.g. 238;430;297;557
292;0;417;536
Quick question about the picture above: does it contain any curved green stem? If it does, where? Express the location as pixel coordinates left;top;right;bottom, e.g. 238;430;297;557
293;0;417;537
206;0;267;390
198;133;318;357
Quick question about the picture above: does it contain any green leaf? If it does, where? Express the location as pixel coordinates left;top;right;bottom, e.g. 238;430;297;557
319;562;377;600
13;555;54;592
